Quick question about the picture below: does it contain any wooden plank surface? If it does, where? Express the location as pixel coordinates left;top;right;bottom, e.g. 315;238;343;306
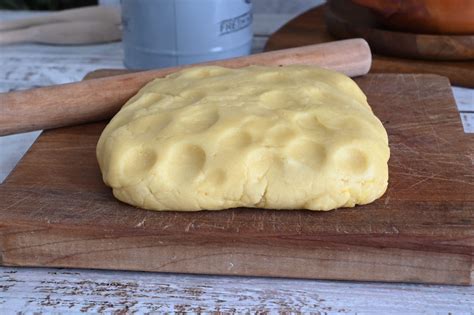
1;267;473;313
1;73;472;285
264;5;474;88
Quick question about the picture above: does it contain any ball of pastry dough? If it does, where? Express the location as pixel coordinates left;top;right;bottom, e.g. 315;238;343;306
97;65;390;211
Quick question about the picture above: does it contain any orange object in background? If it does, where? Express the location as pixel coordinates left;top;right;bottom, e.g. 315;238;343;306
351;0;474;34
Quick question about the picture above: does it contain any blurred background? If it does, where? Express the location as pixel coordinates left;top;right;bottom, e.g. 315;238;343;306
0;0;471;134
0;0;324;12
0;0;97;10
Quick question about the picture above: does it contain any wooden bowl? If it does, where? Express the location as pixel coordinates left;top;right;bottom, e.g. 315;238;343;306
325;0;474;60
352;0;474;35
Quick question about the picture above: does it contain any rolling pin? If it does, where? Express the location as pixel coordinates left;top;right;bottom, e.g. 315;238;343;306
0;21;121;45
0;38;371;136
0;6;121;31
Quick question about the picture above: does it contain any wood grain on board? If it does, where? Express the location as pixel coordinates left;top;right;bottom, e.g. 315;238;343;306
0;73;472;285
264;5;474;88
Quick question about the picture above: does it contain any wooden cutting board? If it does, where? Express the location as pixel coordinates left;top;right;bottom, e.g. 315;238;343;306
264;5;474;88
0;73;473;285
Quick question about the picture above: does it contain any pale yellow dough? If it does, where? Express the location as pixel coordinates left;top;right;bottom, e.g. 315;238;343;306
97;65;390;211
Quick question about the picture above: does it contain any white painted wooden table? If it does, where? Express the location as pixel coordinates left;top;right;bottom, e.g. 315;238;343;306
1;10;473;314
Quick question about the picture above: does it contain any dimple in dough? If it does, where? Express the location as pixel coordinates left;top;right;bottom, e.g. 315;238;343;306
97;65;390;211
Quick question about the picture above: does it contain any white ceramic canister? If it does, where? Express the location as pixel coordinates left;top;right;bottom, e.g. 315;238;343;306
121;0;253;69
